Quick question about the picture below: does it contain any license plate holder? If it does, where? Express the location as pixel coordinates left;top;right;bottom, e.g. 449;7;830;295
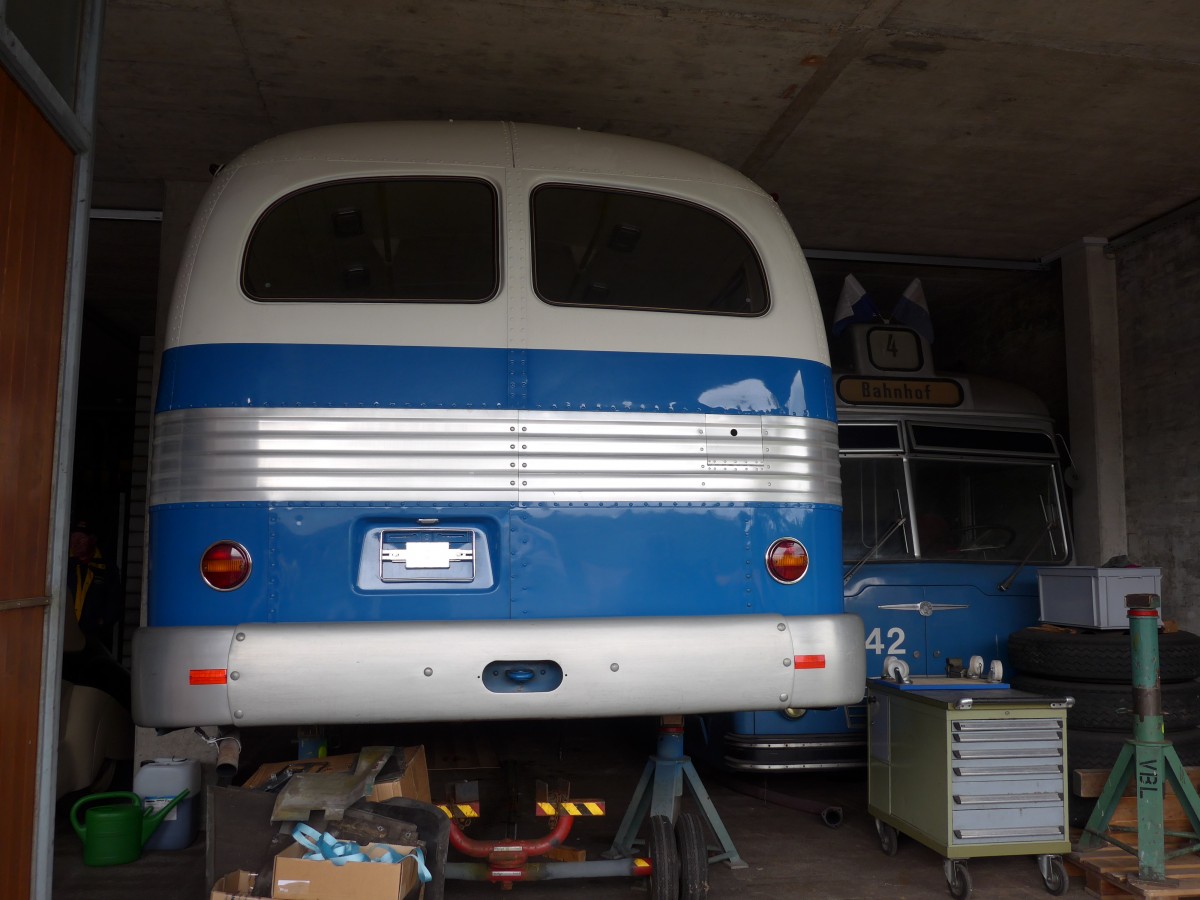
379;529;476;583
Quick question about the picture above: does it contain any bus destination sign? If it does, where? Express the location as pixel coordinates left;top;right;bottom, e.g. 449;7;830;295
837;376;964;408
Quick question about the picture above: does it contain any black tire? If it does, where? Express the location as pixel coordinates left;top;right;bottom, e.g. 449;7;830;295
1042;856;1069;896
1011;673;1200;731
648;815;680;900
1008;628;1200;683
1068;725;1200;771
876;819;899;856
676;813;708;900
947;860;972;899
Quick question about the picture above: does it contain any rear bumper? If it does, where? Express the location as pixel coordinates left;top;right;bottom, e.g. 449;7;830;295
133;613;864;728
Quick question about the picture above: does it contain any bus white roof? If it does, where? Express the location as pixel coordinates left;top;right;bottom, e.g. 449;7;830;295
228;121;764;195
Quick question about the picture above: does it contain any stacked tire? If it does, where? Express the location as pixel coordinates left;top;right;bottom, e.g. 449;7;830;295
1007;628;1200;773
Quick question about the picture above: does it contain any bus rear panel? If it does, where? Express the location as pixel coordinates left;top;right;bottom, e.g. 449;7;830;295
133;121;864;730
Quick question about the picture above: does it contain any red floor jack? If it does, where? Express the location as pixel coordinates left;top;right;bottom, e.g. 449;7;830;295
440;780;650;888
440;716;743;899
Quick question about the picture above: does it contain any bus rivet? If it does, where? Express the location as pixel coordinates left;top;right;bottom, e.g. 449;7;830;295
235;632;246;642
234;710;244;719
610;663;619;672
230;671;240;680
779;694;788;703
424;668;433;677
777;623;786;632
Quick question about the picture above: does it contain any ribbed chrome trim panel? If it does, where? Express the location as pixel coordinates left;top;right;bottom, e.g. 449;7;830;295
150;408;840;506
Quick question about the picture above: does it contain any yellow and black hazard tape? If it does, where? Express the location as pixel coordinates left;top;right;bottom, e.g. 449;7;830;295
438;802;481;818
535;800;605;817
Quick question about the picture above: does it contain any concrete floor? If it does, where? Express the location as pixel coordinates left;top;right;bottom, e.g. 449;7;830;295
54;719;1086;899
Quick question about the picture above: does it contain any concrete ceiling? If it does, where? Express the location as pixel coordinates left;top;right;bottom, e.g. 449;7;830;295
93;0;1200;266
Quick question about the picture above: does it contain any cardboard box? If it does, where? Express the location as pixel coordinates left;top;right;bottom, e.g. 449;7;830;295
272;842;420;900
210;870;257;900
371;745;430;804
1038;566;1162;629
242;746;429;803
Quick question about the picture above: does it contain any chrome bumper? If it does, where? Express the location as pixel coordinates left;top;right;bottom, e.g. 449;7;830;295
133;613;864;728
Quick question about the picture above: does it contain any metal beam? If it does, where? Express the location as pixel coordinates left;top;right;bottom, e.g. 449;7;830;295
804;247;1049;272
90;208;165;221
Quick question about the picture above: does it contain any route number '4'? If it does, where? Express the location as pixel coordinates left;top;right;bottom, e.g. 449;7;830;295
866;627;906;655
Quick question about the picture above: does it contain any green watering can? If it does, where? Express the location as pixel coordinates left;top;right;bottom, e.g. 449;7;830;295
70;789;189;866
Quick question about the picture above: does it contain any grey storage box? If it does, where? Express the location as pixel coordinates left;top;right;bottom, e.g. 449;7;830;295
1037;566;1162;629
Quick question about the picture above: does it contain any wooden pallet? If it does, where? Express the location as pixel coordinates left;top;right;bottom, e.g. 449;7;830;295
1071;767;1200;897
1071;843;1200;898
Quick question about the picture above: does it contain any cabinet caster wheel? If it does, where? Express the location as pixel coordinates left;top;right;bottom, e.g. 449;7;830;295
874;818;899;856
1039;854;1068;895
944;859;971;899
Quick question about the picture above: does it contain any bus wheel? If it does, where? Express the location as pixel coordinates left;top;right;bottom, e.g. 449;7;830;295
676;813;709;900
648;815;680;900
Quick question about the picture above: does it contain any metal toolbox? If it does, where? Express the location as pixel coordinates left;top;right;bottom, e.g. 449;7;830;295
867;676;1072;897
1037;566;1162;629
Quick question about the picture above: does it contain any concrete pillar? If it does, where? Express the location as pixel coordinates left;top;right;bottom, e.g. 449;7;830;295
1060;237;1127;565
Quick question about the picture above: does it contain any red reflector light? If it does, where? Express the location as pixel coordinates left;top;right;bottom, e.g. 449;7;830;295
201;541;251;591
794;655;826;670
189;668;228;685
765;538;809;584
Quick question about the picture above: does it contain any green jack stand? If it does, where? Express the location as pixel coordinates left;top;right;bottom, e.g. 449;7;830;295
1080;593;1200;884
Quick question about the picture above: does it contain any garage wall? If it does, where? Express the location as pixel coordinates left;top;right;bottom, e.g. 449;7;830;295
1116;211;1200;632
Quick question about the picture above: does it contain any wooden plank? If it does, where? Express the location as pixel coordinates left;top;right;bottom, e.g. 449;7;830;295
1072;844;1200;898
1076;768;1200;799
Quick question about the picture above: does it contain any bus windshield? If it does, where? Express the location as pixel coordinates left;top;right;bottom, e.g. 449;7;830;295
842;455;1067;564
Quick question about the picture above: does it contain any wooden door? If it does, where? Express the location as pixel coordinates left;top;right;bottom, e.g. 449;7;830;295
0;64;76;899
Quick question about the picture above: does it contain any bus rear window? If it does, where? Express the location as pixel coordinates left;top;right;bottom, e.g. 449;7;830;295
531;185;767;315
243;178;498;302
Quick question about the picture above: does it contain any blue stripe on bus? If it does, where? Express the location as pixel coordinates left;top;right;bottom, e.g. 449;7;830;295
147;500;842;626
156;344;836;420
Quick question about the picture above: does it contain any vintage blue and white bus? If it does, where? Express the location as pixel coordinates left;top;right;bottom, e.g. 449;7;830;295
714;321;1072;770
132;121;865;734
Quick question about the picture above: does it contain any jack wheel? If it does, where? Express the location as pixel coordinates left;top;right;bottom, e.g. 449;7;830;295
875;819;899;856
1042;855;1068;895
946;859;972;899
648;815;680;900
676;813;709;900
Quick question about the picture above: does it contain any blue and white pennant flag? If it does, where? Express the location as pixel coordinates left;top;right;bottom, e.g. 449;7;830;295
832;275;934;343
831;274;882;337
891;278;933;343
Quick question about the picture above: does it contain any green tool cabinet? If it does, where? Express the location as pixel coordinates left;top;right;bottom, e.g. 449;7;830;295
866;677;1073;898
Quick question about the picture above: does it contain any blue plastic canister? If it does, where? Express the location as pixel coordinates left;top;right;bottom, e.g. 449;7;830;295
134;758;202;850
